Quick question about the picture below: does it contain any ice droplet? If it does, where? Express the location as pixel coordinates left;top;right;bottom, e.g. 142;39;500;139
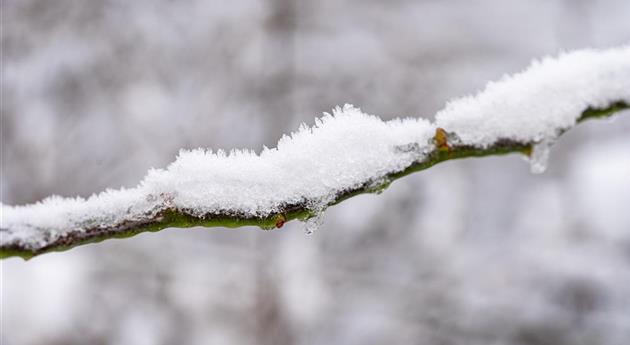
367;177;391;195
529;139;552;174
304;212;324;235
302;199;328;235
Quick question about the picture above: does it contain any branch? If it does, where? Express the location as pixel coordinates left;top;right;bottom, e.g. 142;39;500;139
1;103;627;259
2;47;629;259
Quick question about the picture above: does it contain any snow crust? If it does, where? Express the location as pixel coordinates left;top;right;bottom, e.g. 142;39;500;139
2;47;629;250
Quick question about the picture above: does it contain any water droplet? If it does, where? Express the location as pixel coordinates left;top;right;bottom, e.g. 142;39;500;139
529;139;552;174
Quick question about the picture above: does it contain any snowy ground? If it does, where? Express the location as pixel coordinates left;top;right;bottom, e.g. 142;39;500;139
2;0;630;344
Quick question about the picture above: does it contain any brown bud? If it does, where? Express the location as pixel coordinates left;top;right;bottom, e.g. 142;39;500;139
275;214;287;228
434;128;450;151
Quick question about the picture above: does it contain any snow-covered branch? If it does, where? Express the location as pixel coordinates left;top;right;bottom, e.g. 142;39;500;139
2;47;629;259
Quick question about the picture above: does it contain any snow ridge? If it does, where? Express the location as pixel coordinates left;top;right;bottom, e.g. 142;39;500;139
2;46;629;250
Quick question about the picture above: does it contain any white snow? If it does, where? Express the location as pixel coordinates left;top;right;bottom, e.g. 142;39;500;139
2;46;629;250
1;105;435;249
436;46;630;147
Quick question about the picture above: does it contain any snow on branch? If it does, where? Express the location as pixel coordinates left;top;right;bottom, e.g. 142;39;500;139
2;47;629;259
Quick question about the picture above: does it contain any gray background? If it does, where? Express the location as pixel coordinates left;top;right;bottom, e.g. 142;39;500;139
2;0;630;344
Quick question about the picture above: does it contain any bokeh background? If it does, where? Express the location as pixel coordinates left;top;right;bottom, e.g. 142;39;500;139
2;0;630;344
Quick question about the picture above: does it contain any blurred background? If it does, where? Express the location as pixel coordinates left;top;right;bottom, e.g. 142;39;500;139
2;0;630;344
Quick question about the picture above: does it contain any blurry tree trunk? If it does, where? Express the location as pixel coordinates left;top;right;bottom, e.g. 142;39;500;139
254;1;298;344
260;0;297;142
